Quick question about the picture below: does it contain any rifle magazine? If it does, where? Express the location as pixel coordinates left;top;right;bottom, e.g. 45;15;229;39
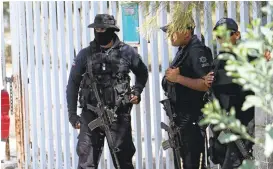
162;140;171;150
87;104;99;112
88;118;103;131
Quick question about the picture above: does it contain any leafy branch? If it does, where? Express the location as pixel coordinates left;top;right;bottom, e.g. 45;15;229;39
200;4;273;166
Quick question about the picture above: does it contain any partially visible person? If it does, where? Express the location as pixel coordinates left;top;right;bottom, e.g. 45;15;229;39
264;50;271;61
204;18;255;169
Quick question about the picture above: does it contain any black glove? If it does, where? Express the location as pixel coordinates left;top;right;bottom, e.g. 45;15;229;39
69;113;80;129
132;88;141;104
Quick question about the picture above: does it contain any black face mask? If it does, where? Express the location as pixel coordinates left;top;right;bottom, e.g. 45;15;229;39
94;29;115;46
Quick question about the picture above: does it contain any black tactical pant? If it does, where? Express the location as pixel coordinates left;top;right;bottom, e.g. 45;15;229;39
76;106;135;169
173;103;207;169
174;123;206;169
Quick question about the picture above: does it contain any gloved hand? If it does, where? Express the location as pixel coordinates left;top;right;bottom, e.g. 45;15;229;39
69;113;81;129
130;88;141;104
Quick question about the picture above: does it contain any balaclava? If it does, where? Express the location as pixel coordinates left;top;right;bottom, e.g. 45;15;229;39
94;28;115;46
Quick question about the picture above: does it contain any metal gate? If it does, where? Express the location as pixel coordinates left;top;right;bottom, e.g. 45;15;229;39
5;1;271;169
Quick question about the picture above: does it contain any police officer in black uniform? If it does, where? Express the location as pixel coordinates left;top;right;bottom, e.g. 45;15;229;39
66;14;148;169
161;18;213;169
204;18;255;169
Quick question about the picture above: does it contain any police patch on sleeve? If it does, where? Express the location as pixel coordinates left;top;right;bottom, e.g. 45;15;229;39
199;56;210;67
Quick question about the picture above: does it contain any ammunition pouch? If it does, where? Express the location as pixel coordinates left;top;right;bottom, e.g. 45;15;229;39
79;73;131;109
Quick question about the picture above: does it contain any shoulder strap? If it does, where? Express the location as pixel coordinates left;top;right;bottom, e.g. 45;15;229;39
171;49;189;68
87;48;94;80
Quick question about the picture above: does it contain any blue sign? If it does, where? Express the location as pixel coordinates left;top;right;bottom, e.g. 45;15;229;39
121;3;140;44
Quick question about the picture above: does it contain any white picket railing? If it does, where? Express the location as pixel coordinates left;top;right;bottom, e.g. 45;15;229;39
3;1;270;169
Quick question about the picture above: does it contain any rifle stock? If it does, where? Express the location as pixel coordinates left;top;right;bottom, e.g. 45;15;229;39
223;129;253;160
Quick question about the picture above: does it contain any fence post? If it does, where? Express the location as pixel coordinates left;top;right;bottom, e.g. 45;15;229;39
90;1;98;41
252;2;261;20
26;2;39;168
240;2;249;33
252;2;261;34
41;2;54;168
49;2;63;168
192;6;201;41
138;4;153;169
18;2;30;168
74;1;82;53
109;1;117;19
216;2;224;53
204;2;214;58
81;1;90;47
267;2;272;23
57;2;71;169
65;1;78;168
149;2;162;169
227;2;237;21
33;2;47;168
10;2;24;168
131;71;143;169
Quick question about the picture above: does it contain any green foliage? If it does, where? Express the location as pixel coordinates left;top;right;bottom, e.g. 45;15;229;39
217;132;241;144
200;2;273;168
200;99;259;145
131;1;204;40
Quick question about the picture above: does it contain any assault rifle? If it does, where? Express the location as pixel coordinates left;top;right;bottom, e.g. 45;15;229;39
160;98;183;169
85;58;132;169
222;129;253;160
160;49;189;169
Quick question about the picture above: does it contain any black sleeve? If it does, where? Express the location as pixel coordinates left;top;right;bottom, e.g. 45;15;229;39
123;45;148;96
66;49;87;125
189;47;213;78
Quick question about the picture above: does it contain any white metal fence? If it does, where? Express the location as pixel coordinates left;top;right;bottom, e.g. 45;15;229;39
3;1;272;169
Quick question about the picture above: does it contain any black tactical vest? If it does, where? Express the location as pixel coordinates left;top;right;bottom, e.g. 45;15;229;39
211;52;242;109
79;42;131;108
